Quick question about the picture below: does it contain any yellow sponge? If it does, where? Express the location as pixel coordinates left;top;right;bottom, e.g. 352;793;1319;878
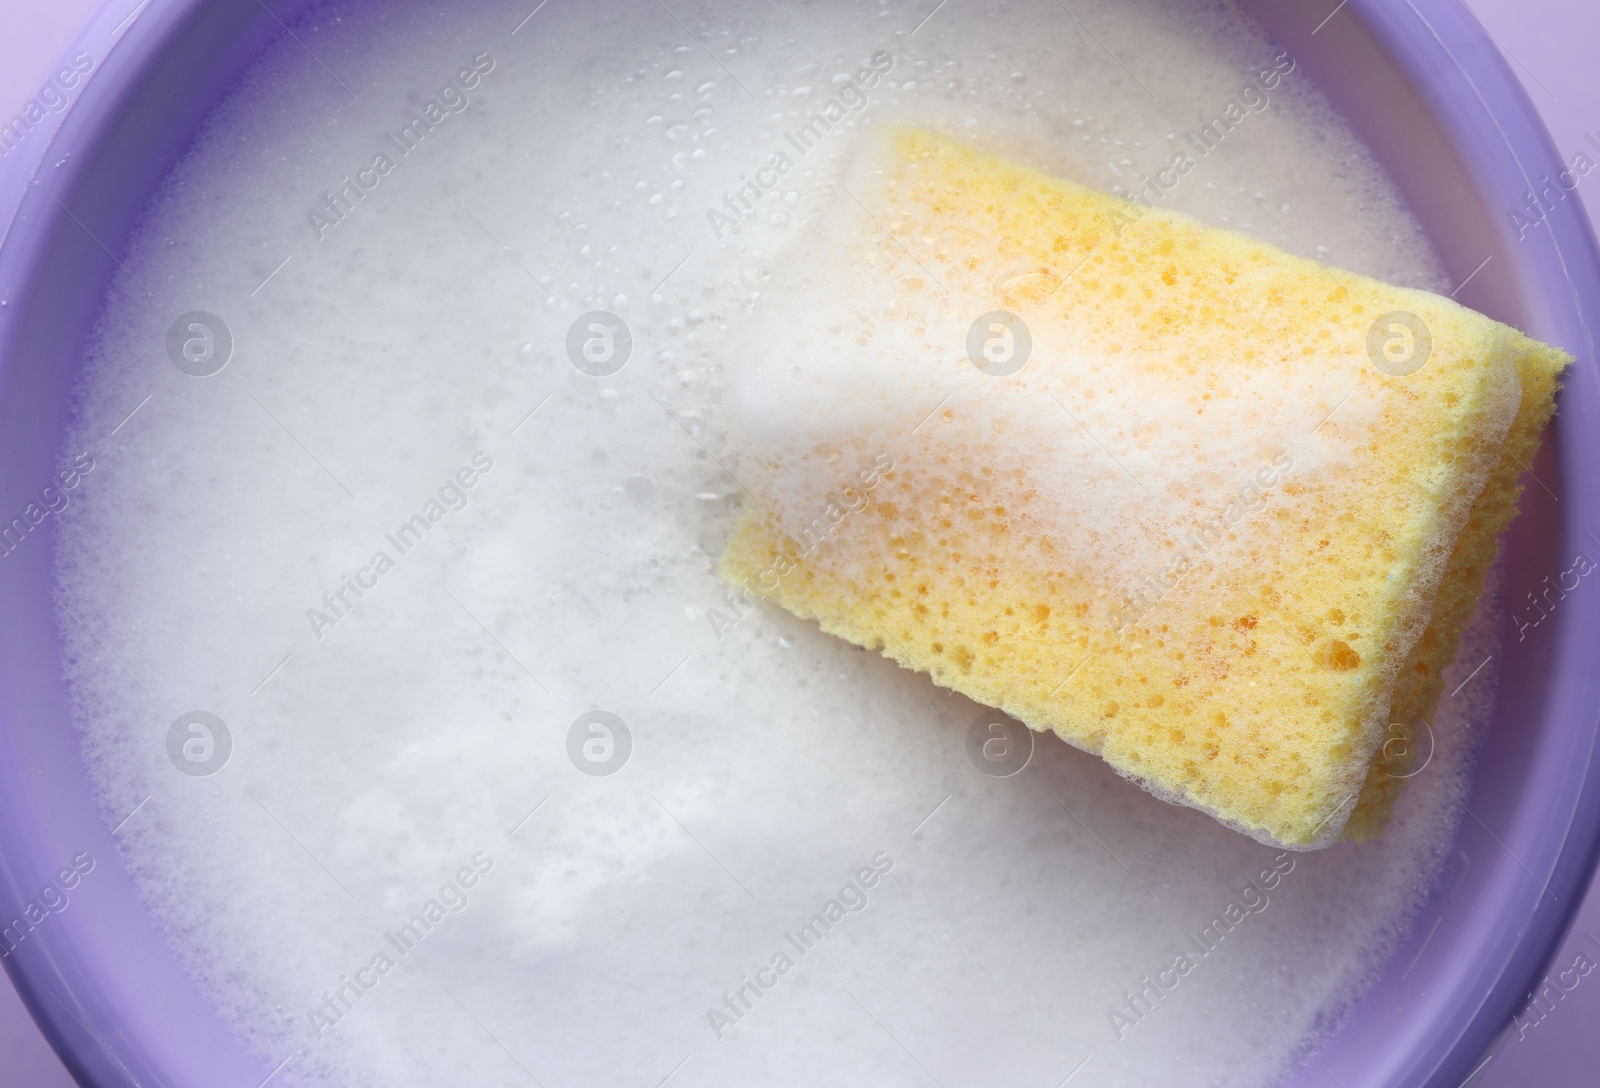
721;129;1568;849
1343;332;1566;839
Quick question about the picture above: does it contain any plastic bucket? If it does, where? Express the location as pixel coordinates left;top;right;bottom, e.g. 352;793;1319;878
0;1;1595;1084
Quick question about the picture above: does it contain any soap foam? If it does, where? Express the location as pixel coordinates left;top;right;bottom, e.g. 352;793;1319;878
725;132;1376;618
53;0;1487;1085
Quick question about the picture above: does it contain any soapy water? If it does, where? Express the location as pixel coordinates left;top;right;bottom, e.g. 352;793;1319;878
51;0;1497;1085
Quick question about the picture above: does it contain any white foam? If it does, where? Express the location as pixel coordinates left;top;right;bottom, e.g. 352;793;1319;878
724;133;1370;600
52;0;1485;1085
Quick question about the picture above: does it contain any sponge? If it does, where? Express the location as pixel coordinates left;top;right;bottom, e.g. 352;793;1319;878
720;129;1568;849
1342;331;1566;839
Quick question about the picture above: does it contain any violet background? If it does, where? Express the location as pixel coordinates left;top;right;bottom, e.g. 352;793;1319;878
0;0;1596;1085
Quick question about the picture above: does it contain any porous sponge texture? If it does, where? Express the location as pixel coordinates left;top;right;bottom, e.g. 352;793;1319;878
721;129;1566;849
1343;333;1567;839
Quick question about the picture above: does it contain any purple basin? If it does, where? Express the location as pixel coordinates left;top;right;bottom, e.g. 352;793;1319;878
0;0;1596;1085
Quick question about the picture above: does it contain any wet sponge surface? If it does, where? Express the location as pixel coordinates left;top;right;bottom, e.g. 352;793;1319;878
721;130;1568;849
